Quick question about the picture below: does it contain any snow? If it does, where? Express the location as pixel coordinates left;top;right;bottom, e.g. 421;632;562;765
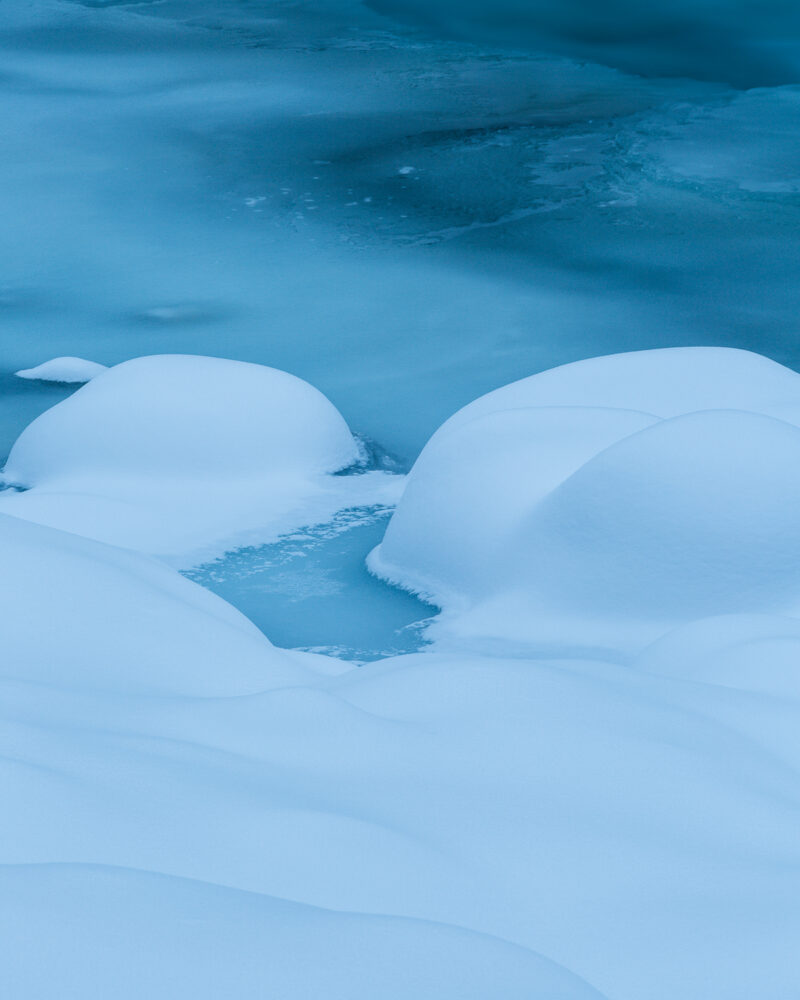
3;509;800;998
0;511;606;997
2;0;800;996
6;354;359;482
435;346;800;430
2;350;800;997
0;511;313;695
635;613;800;698
2;866;598;1000
370;347;800;654
0;355;402;566
369;404;658;610
14;357;108;384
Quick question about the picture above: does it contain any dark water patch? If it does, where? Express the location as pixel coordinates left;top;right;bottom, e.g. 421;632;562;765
0;373;77;463
366;0;800;86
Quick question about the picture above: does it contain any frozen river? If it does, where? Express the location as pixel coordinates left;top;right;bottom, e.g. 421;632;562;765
2;0;800;651
5;5;800;998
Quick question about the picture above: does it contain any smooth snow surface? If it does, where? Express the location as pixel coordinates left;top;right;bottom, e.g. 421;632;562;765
4;507;800;999
0;512;313;694
371;347;800;653
636;613;800;698
15;357;107;384
4;348;800;1000
0;355;401;565
2;866;600;1000
5;355;359;481
3;0;800;996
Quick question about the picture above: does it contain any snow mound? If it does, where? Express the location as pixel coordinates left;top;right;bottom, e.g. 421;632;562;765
3;504;800;998
370;405;658;606
0;865;599;1000
6;354;358;482
526;409;800;620
14;357;108;384
5;647;795;1000
0;355;400;564
370;348;800;653
635;614;800;699
0;512;312;695
437;346;800;432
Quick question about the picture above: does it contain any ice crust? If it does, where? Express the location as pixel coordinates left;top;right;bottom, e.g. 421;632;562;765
14;357;107;384
0;355;401;565
642;87;800;195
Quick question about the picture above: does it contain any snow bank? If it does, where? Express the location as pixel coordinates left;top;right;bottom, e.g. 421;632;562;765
15;357;107;384
369;405;659;606
3;421;800;997
635;613;800;699
1;865;598;1000
3;621;800;998
0;512;311;695
0;507;604;998
0;355;401;565
370;348;800;653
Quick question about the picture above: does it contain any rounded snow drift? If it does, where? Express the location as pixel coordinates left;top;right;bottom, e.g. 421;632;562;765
371;404;657;604
4;354;359;486
371;348;800;650
15;356;107;384
634;614;800;698
526;409;800;619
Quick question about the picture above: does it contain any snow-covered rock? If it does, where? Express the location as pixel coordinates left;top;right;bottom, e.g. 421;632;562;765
0;355;401;565
370;348;800;654
6;354;359;482
369;405;659;607
15;357;107;384
435;346;800;430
